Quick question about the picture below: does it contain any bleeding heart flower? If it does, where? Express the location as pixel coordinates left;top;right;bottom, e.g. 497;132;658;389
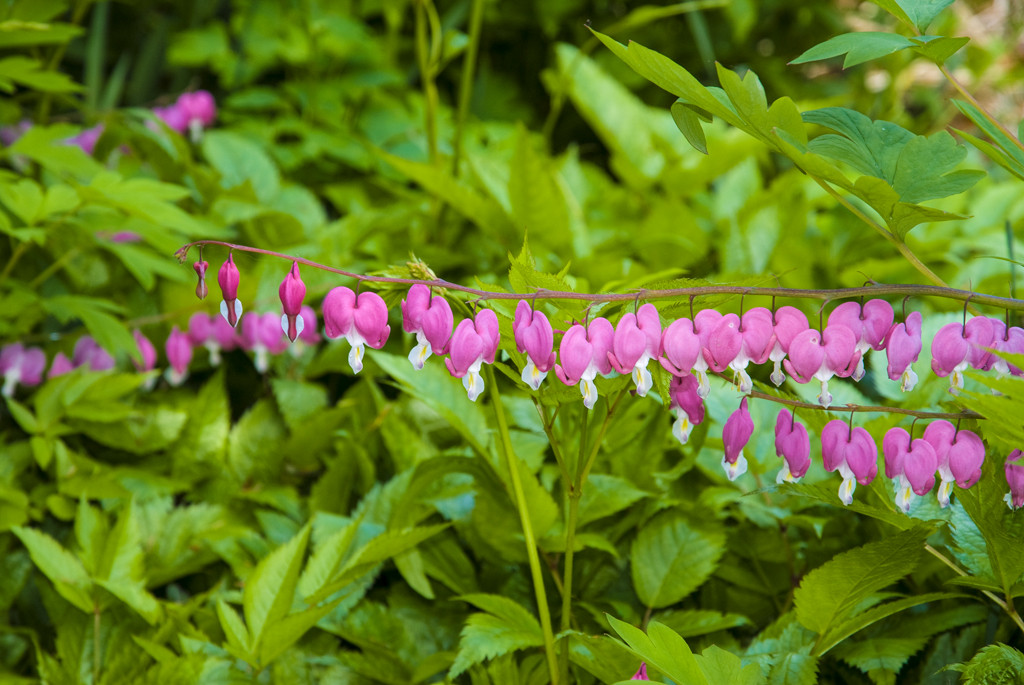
323;287;391;374
784;325;861;407
729;307;775;393
774;409;810;483
991;325;1024;378
668;373;704;445
193;259;209;300
1005;450;1024;510
0;343;46;397
278;261;307;342
165;326;193;387
692;309;722;398
132;330;157;373
513;300;556;390
555;317;614;409
73;336;115;371
721;396;753;481
931;317;995;393
883;427;937;513
297;305;322;346
821;419;878;505
402;284;454;370
608;303;661;396
659;317;701;377
48;352;74;378
445;309;500;402
768;306;809;386
218;253;242;328
828;299;894;381
883;311;922;392
923;420;984;507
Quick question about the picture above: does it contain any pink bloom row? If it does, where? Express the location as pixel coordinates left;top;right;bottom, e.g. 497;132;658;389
714;395;1023;511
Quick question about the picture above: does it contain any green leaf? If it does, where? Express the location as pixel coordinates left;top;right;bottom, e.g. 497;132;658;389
0;56;81;92
217;600;252;662
790;32;914;68
12;525;94;613
869;0;954;33
953;98;1024;169
258;597;345;666
653;609;751;638
202;130;280;201
243;524;311;646
910;35;969;63
696;645;762;685
95;502;162;624
817;592;965;654
768;653;819;685
0;179;43;224
794;526;929;643
947;643;1024;682
670;99;709;154
836;637;929;679
508;125;571;249
6;124;103;178
606;616;708;685
0;21;83;48
4;398;38;434
577;474;648;527
449;595;544;678
631;511;726;609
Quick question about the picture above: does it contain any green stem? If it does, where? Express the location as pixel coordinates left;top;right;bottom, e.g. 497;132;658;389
486;366;559;684
558;408;589;683
414;0;440;166
939;64;1024;157
924;544;1024;636
452;0;485;177
37;0;92;123
0;241;30;285
93;604;101;683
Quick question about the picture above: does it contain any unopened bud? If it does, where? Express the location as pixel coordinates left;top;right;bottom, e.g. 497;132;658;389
194;259;209;300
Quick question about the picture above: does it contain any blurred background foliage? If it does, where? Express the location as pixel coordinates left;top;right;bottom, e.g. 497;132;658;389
2;0;1024;683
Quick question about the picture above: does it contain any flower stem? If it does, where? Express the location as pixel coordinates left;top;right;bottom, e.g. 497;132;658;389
414;0;440;166
175;240;1024;312
558;408;588;683
485;366;559;684
451;0;485;177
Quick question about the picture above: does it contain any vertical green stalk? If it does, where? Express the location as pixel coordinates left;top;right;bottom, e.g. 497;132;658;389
37;0;92;123
93;604;101;683
451;0;485;177
414;0;440;166
485;367;559;684
558;409;588;683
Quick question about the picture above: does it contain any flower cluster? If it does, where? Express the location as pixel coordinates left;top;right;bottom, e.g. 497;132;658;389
0;90;217;156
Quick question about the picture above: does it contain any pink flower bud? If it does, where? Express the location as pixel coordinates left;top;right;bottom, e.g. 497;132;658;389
218;254;243;328
194;259;209;300
165;326;193;386
132;330;157;373
323;287;391;374
774;409;810;483
48;352;74;378
555;317;614;409
278;261;307;342
721;397;753;481
631;663;649;680
445;309;500;401
177;90;217;127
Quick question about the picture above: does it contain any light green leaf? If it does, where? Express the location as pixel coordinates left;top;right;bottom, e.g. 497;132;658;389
834;637;929;678
910;35;969;63
768;653;819;685
670;99;709;154
508;125;571;248
0;179;43;224
790;33;914;68
243;524;311;646
12;525;94;613
202;130;280;201
817;592;965;654
631;511;725;609
869;0;954;32
697;645;762;685
217;600;252;661
653;609;751;638
0;55;81;92
449;595;544;678
258;598;344;666
606;616;708;685
794;526;929;641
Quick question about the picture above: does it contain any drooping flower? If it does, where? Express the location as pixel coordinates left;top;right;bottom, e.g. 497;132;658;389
132;330;157;373
1005;450;1024;510
821;419;878;505
768;306;809;386
176;90;217;141
445;309;500;402
631;663;649;680
72;336;115;371
48;352;74;378
691;309;723;398
67;125;103;155
668;373;704;445
513;300;556;390
991;325;1024;378
702;313;742;375
659;317;700;377
784;324;861;407
883;427;938;513
278;261;307;342
218;253;243;328
774;409;810;484
828;299;894;381
883;311;922;392
297;305;322;346
240;312;288;372
0;343;46;397
323;287;391;374
608;303;661;396
189;312;239;365
931;317;995;393
402;284;454;370
923;420;984;507
193;259;209;300
721;397;753;481
555;317;614;409
165;326;193;386
730;307;775;393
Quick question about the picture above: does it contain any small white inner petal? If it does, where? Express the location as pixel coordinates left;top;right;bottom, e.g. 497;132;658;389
895;484;914;514
671;412;693;446
900;367;918;393
633;364;653;397
464;368;484;402
254;347;269;374
838;476;856;506
817;380;833;408
722;451;747;482
408;342;431;370
348;343;365;374
776;461;793;485
580;377;598;409
770;360;785;387
937;478;955;508
695;370;710;399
